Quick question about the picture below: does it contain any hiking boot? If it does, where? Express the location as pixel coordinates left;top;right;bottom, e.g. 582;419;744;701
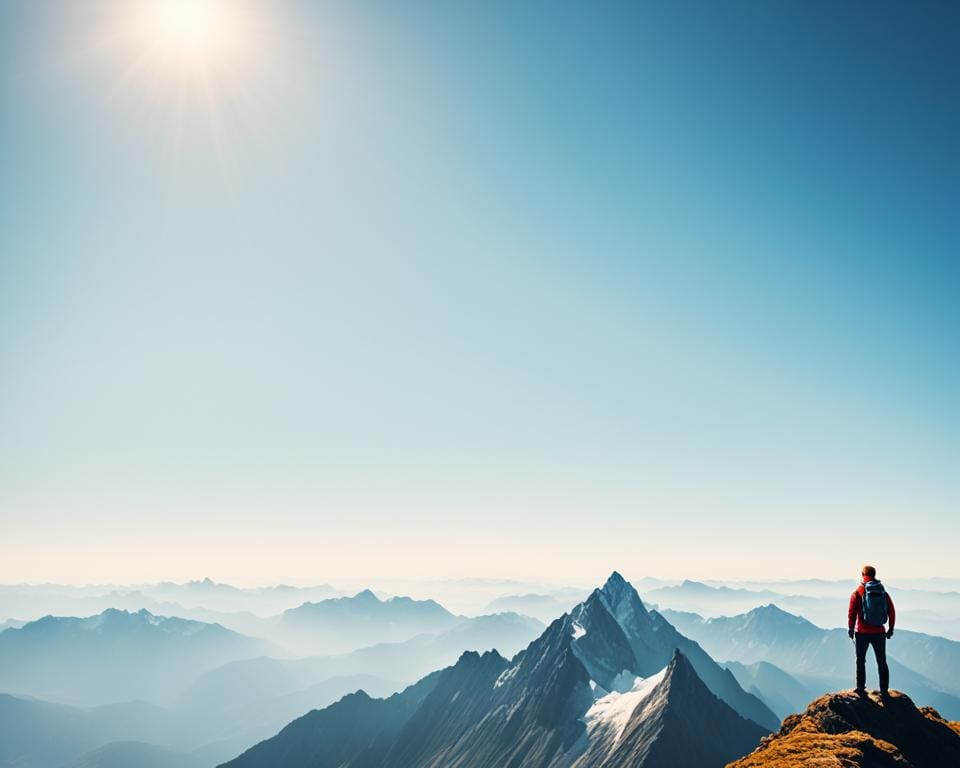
854;688;868;697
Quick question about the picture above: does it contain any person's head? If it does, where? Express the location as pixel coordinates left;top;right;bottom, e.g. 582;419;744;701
862;565;877;582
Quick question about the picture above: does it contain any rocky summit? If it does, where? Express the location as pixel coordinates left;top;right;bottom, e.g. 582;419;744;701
727;689;960;768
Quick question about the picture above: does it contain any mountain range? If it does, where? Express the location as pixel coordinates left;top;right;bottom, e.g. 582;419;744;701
662;604;960;719
220;572;776;768
0;580;342;624
0;693;178;768
271;590;462;655
0;609;274;706
6;574;960;767
646;579;960;640
0;606;544;767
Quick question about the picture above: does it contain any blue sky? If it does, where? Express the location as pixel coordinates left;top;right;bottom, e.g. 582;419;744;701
1;1;957;584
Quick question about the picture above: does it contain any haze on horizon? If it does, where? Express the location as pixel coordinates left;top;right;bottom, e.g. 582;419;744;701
1;1;958;586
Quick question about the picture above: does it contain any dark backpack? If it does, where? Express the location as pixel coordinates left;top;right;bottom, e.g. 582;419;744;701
861;581;889;626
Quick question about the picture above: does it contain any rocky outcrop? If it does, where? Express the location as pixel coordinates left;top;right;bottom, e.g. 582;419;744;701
727;689;960;768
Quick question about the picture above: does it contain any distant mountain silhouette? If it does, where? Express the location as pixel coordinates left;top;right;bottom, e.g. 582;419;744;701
0;693;177;768
645;581;785;615
727;690;960;767
722;660;813;720
0;618;25;633
0;677;406;768
646;580;960;640
0;580;342;622
663;604;960;719
271;590;462;655
0;609;273;706
219;573;776;768
65;741;204;768
484;593;585;623
182;673;403;765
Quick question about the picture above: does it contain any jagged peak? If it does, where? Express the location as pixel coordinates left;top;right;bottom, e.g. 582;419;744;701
600;571;639;603
352;588;380;602
454;648;506;667
597;572;651;630
661;648;697;685
603;570;628;590
348;688;374;701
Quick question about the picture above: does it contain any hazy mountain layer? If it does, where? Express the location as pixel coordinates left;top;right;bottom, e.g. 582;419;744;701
647;580;960;640
66;741;206;768
722;661;813;720
0;694;177;768
0;609;273;706
663;604;960;718
272;590;462;655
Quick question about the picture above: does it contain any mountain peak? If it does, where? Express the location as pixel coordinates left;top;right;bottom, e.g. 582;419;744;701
599;571;642;603
353;588;380;602
603;570;628;589
658;648;703;694
729;690;960;768
742;603;815;628
597;571;651;635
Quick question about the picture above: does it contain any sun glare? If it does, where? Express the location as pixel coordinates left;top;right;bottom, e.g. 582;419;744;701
127;0;252;76
68;0;306;184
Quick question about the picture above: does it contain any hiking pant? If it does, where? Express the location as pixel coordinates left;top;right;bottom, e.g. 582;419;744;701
855;632;889;692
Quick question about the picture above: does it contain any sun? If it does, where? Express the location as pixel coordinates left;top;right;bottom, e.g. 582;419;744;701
70;0;297;182
147;0;236;61
125;0;253;78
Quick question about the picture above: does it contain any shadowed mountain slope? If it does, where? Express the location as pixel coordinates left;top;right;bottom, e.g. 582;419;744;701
577;651;767;768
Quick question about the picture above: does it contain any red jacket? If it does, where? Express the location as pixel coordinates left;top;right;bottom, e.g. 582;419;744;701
848;582;895;634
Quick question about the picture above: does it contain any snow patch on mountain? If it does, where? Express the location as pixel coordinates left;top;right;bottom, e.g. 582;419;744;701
583;666;668;745
494;664;520;688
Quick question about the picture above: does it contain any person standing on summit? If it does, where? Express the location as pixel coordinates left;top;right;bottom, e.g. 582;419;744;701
848;565;896;696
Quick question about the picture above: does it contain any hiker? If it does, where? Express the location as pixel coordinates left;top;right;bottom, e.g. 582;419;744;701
848;564;895;696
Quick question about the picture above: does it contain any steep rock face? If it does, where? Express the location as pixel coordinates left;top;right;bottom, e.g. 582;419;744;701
383;616;596;767
221;673;441;768
727;690;960;768
576;651;768;768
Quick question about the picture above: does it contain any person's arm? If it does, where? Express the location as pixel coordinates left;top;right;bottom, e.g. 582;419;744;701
848;591;858;637
887;593;896;636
